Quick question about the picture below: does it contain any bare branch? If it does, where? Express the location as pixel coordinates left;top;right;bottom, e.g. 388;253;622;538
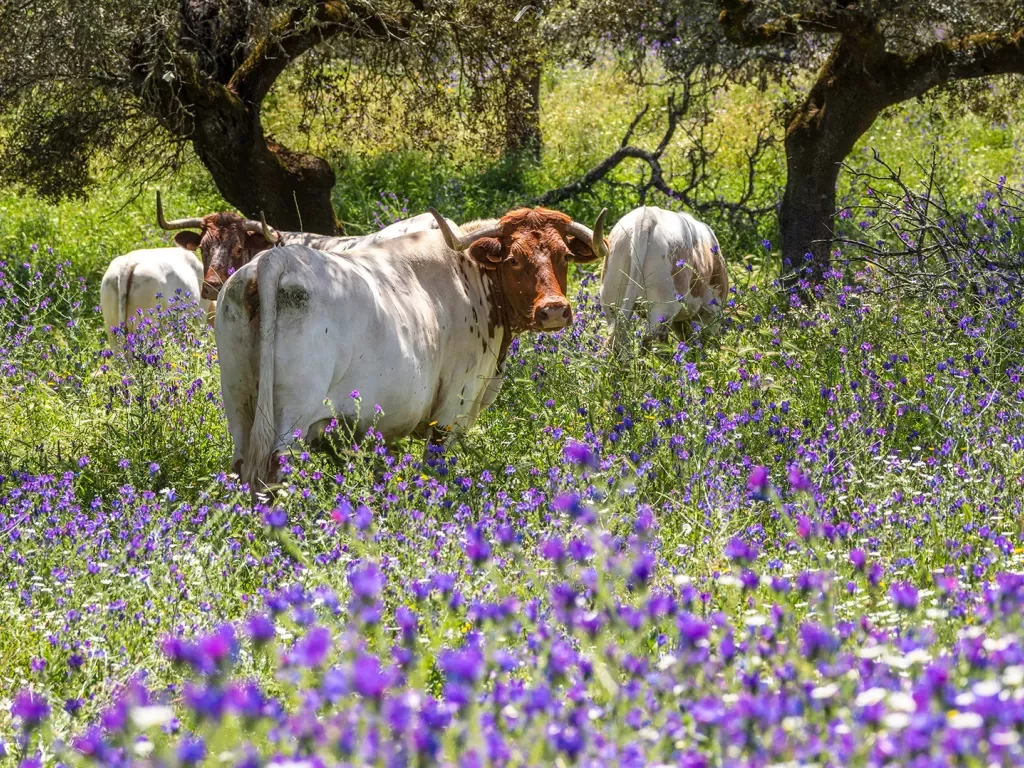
534;78;774;225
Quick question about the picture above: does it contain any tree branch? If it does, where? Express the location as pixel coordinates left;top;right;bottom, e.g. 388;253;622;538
532;95;685;207
718;0;873;46
231;0;412;106
881;28;1024;107
533;83;774;224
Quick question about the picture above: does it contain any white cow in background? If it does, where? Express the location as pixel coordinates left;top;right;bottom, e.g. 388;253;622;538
99;248;211;344
597;205;729;350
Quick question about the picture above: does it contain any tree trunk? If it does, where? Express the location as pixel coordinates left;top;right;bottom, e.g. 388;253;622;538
190;102;338;234
779;120;846;284
779;34;887;284
504;56;542;161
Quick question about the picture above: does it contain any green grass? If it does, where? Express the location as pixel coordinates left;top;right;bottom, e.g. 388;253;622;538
2;63;1024;764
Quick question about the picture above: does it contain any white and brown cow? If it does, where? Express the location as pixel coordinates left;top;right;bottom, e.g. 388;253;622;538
215;206;606;487
99;248;212;344
155;192;456;302
597;205;729;350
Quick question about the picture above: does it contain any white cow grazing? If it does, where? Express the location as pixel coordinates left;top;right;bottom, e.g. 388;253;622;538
597;206;729;349
99;248;211;343
216;206;606;487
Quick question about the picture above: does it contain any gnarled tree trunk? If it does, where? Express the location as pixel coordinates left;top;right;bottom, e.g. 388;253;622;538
190;106;338;233
719;2;1024;288
129;0;410;235
780;33;887;284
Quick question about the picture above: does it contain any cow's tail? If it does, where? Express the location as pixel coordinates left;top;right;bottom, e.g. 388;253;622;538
245;253;286;488
708;226;729;303
118;262;137;329
629;206;651;301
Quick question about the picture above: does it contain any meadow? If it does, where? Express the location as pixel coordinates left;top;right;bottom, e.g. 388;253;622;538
2;65;1024;766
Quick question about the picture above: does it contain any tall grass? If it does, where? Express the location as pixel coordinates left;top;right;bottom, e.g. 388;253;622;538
2;64;1024;766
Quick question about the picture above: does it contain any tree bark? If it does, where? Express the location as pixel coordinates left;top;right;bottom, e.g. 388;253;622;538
720;2;1024;286
190;101;338;233
779;33;888;283
504;56;542;160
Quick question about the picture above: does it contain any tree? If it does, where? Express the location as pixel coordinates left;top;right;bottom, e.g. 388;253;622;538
438;0;548;160
717;0;1024;282
0;0;427;234
0;0;577;230
559;0;1024;282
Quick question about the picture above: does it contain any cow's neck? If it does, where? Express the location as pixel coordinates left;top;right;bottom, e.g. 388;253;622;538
482;269;517;377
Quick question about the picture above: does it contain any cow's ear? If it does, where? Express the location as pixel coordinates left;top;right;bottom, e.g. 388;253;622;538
175;231;202;251
467;237;505;270
246;231;273;252
566;236;600;263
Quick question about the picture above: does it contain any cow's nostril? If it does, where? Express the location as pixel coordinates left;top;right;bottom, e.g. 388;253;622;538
535;301;571;328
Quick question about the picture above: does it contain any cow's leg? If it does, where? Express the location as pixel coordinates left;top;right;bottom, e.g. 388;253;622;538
266;383;334;485
639;300;677;350
220;382;255;482
226;410;248;479
422;426;447;466
216;280;258;480
220;370;254;478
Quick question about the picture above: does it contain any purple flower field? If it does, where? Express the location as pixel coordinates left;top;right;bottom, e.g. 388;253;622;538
2;179;1024;766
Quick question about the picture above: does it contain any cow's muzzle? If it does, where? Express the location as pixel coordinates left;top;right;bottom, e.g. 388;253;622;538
202;272;223;301
533;299;572;330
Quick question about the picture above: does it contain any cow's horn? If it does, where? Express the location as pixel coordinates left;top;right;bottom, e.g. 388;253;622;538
156;190;203;230
256;212;280;243
566;208;609;258
428;208;501;251
592;208;608;259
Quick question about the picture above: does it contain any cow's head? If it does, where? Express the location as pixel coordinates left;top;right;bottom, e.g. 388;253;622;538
430;206;608;332
156;191;280;301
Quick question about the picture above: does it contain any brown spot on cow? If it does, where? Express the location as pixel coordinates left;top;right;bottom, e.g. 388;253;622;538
245;273;261;322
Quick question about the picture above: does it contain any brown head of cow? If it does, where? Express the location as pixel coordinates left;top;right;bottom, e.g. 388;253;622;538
429;206;607;332
156;191;280;301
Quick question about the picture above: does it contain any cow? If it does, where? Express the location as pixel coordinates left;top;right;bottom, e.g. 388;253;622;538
155;192;456;302
99;248;212;344
597;206;728;351
215;206;607;488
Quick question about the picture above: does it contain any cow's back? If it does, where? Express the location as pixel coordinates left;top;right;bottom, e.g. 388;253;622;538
101;248;205;336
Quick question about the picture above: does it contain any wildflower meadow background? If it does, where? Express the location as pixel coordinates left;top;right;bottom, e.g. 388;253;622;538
2;69;1024;767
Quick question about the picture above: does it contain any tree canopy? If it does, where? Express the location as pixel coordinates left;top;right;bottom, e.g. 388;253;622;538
2;0;1023;270
0;0;559;233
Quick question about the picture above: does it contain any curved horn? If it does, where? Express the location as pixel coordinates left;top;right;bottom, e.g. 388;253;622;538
255;212;280;244
156;190;203;230
428;208;501;251
565;207;609;258
591;207;608;260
